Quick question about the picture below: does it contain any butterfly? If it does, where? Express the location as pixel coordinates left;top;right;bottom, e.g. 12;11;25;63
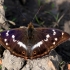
0;22;70;60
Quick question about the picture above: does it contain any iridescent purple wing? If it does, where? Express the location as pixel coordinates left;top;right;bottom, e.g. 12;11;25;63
30;28;70;59
0;28;28;59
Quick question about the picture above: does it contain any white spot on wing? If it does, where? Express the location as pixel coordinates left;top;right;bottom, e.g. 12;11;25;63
32;41;43;50
53;42;55;45
4;39;7;42
6;30;9;36
13;39;16;42
52;29;55;32
53;31;56;35
54;38;58;41
44;34;50;42
11;35;16;42
17;41;27;50
6;43;8;45
46;34;50;38
12;35;15;39
52;29;56;35
62;32;64;35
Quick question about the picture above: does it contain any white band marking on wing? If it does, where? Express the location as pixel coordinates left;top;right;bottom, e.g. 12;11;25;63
17;41;27;50
32;41;43;50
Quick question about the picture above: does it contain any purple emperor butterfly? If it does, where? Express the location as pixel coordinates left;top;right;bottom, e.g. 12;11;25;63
0;23;70;60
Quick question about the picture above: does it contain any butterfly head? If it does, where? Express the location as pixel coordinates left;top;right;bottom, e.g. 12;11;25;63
28;22;34;29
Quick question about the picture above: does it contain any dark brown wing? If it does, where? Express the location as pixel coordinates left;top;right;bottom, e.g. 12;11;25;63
30;28;70;59
0;28;28;59
0;27;70;60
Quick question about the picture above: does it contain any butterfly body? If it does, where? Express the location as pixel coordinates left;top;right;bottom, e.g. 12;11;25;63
0;23;70;60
